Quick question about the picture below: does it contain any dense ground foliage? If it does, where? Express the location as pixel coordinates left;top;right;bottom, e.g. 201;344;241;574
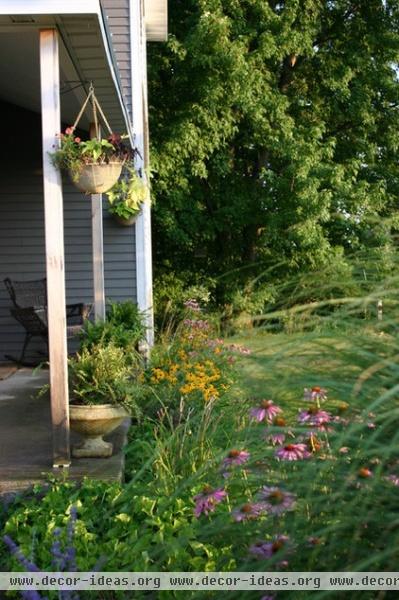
2;279;399;598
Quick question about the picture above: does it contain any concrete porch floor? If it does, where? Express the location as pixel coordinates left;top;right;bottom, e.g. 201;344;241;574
0;369;129;496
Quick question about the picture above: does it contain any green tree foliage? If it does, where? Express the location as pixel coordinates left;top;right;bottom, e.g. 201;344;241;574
148;0;399;305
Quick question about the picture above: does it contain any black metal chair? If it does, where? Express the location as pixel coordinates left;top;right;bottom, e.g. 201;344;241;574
4;277;91;364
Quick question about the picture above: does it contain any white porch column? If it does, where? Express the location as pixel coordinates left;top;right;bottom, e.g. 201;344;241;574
39;29;70;468
89;122;106;322
131;0;154;347
91;193;106;321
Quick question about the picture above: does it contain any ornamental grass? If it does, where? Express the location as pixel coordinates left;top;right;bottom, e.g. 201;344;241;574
3;260;399;599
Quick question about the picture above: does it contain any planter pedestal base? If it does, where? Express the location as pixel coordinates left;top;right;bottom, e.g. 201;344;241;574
70;404;128;459
72;435;113;458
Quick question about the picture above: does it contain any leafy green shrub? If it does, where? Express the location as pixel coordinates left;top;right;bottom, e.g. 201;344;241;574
79;301;146;356
221;283;277;333
153;271;216;331
69;344;141;416
138;306;241;422
1;479;235;591
106;300;146;333
106;166;147;221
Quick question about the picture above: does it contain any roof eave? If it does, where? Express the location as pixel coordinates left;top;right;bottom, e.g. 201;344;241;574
0;0;133;141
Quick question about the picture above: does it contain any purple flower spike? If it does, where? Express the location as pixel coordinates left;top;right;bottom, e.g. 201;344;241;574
66;507;78;571
194;486;227;517
51;528;66;571
183;318;210;331
275;443;311;461
3;535;40;572
250;400;282;423
21;592;44;600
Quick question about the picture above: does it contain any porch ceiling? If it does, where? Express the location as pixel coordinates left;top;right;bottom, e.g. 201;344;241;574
0;9;132;138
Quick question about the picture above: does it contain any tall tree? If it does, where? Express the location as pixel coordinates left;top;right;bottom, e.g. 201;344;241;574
148;0;399;298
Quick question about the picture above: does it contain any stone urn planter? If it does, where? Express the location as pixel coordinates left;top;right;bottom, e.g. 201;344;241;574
70;404;129;458
70;162;123;195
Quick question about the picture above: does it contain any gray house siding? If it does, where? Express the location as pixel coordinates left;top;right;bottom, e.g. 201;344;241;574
101;0;133;121
0;102;136;362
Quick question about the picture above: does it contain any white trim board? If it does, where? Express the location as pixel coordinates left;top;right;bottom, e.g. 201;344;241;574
0;0;100;15
130;0;154;346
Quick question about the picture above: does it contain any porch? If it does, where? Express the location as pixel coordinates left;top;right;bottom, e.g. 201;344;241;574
0;368;129;497
0;0;153;469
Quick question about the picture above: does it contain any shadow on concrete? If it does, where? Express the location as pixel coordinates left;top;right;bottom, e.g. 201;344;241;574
0;369;129;496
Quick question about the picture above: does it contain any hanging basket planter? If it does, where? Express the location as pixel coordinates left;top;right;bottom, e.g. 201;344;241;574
70;162;123;195
50;83;137;195
112;213;139;227
106;165;147;226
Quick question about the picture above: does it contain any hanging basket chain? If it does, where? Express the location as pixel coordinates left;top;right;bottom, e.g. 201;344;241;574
92;90;99;139
92;95;113;136
71;83;113;137
71;88;93;132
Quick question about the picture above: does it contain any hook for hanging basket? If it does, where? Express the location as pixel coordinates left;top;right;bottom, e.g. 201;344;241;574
71;82;114;139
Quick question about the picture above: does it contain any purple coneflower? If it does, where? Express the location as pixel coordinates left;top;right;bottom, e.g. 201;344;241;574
298;407;331;427
257;486;296;515
358;467;373;478
223;449;250;468
249;535;290;559
207;338;224;348
275;443;311;461
232;502;266;522
385;474;399;486
307;536;322;546
266;432;286;446
183;318;210;330
193;486;227;517
250;400;282;423
304;386;327;402
184;298;201;312
228;343;251;355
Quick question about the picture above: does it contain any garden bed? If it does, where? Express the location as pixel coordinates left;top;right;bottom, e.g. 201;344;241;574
1;301;399;599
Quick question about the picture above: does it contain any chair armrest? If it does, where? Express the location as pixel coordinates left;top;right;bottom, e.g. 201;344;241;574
66;303;83;318
33;307;47;326
66;303;92;318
